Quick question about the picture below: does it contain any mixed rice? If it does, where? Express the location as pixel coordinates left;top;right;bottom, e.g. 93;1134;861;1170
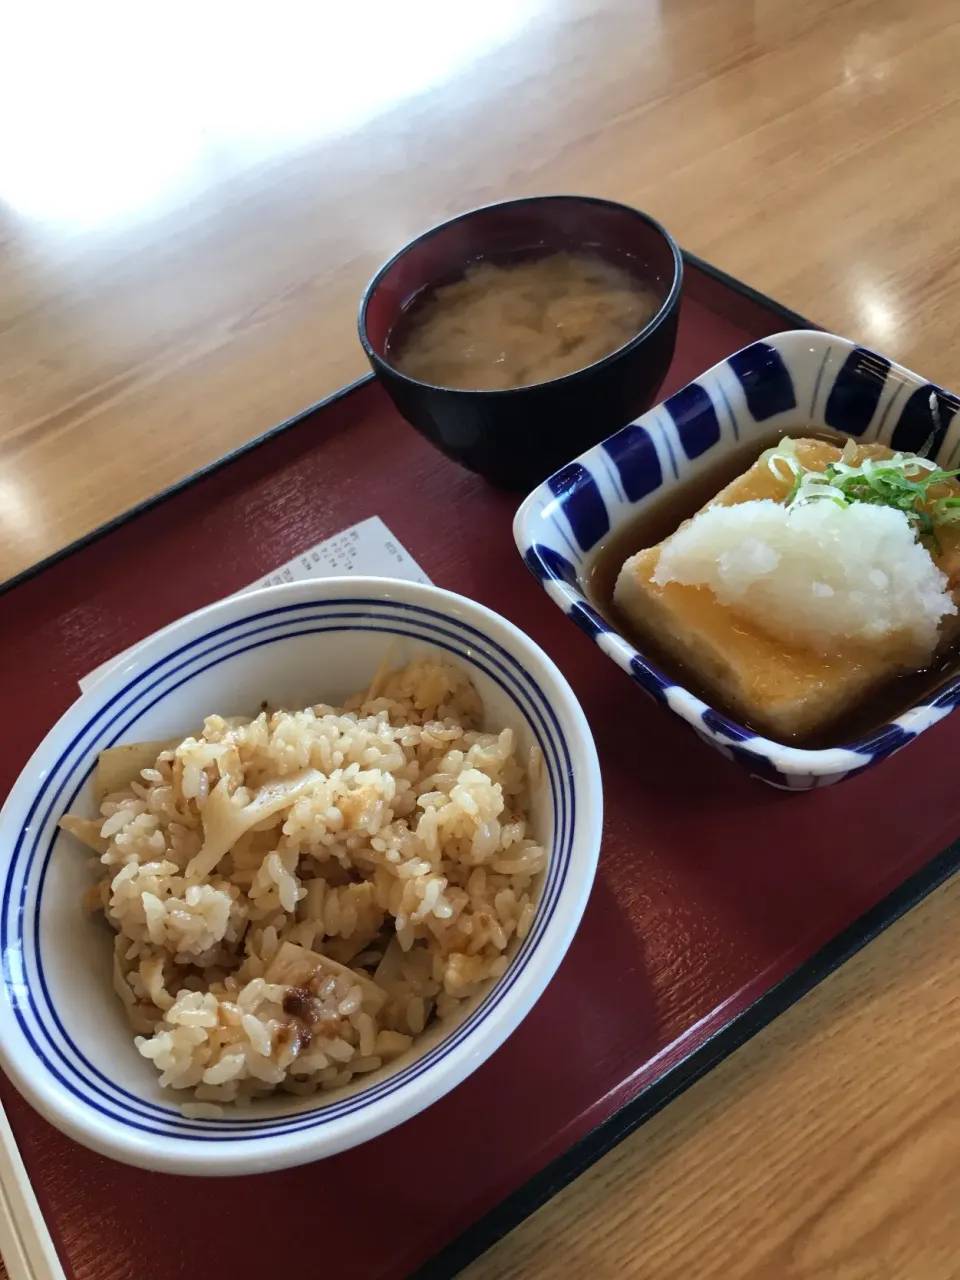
61;658;544;1114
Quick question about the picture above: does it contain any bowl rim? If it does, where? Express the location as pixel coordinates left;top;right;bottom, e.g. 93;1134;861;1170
356;193;684;397
0;577;603;1174
513;327;960;780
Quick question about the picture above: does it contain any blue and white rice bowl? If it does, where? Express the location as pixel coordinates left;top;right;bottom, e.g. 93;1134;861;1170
0;579;602;1174
515;329;960;790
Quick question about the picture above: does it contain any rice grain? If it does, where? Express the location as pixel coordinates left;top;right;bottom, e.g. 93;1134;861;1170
64;659;544;1109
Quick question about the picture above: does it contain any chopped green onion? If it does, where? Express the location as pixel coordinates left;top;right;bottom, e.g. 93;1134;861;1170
764;436;960;546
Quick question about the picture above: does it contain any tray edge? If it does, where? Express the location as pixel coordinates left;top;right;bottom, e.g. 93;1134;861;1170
0;376;375;602
681;251;814;330
411;836;960;1279
0;253;813;604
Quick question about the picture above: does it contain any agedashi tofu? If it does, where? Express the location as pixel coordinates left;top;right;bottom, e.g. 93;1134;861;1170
614;438;960;740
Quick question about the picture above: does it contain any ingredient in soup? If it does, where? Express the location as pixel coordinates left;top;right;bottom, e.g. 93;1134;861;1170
613;437;960;740
390;252;660;390
59;658;544;1113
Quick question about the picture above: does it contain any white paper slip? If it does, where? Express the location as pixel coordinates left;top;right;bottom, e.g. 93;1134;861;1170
246;516;431;591
79;517;431;692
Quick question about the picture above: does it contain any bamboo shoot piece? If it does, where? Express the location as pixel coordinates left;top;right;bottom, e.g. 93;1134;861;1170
265;941;386;1015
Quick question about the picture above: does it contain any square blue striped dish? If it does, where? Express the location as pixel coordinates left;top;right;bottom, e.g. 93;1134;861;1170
513;330;960;790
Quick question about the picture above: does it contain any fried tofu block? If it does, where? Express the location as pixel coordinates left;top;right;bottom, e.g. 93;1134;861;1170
613;438;960;740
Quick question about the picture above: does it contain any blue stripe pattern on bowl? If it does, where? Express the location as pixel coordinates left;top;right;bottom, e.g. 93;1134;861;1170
514;329;960;789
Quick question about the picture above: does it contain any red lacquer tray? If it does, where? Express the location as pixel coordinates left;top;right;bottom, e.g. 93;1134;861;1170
2;257;959;1280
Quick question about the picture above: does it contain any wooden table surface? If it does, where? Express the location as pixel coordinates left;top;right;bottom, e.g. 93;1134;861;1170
2;0;960;1275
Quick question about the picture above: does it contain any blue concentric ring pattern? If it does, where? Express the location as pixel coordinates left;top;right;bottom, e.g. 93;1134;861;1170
2;597;577;1143
514;329;960;790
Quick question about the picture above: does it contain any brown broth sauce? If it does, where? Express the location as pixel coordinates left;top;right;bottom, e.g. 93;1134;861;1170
584;428;960;748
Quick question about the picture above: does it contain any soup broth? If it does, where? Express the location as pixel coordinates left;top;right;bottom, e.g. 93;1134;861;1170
387;251;660;391
585;429;960;748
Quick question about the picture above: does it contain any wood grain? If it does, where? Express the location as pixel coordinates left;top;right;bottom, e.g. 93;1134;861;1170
4;0;960;582
463;872;960;1280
